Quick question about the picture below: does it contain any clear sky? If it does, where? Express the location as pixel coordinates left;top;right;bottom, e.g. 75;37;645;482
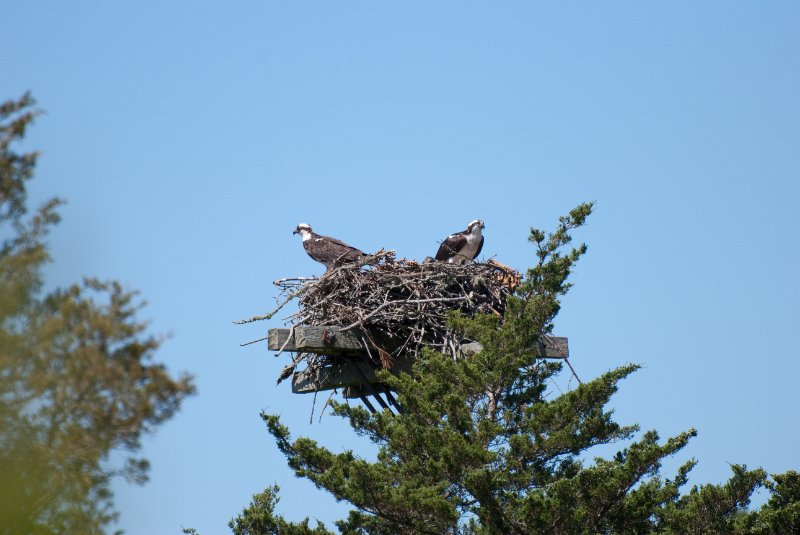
3;2;799;533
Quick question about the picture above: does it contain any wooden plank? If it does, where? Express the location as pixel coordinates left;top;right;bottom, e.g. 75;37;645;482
292;358;413;394
268;327;364;353
292;361;374;393
269;327;569;359
359;395;377;413
268;328;295;351
457;339;568;359
294;326;363;352
539;336;569;359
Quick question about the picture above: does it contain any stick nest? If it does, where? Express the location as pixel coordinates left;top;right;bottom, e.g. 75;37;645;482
274;251;521;369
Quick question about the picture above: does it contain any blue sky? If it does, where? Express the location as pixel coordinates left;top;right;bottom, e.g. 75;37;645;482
3;2;799;533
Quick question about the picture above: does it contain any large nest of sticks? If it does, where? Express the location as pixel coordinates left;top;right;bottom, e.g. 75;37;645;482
271;251;521;368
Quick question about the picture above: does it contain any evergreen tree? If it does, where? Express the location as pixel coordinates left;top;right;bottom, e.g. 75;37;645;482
0;94;195;534
229;204;799;534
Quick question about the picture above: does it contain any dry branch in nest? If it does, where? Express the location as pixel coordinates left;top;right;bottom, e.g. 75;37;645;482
264;251;521;380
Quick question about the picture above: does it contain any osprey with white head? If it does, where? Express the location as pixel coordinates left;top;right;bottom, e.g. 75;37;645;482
293;223;365;270
294;223;313;242
434;219;485;265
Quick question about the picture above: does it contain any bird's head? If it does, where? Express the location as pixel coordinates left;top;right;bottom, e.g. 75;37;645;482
467;219;485;232
293;223;312;236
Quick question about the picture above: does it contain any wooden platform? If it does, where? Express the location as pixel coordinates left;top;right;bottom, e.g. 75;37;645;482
267;326;568;395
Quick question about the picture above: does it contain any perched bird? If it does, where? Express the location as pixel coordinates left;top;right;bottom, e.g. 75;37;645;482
293;223;365;269
435;219;485;264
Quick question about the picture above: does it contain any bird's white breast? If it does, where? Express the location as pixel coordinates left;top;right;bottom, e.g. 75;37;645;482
467;227;482;243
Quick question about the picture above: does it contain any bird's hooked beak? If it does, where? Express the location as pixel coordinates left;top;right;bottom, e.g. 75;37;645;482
292;229;299;235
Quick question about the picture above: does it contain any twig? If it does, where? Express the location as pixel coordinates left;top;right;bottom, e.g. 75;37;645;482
564;357;583;384
318;390;337;422
310;389;318;424
240;335;268;347
273;276;318;286
233;283;313;324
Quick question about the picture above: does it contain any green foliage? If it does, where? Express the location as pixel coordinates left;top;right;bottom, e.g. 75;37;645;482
740;471;800;534
0;94;195;534
231;201;799;533
228;485;333;535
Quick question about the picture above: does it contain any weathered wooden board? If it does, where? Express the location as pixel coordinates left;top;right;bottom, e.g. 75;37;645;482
538;336;569;359
268;328;294;351
268;326;364;354
269;327;568;359
296;325;364;352
292;358;414;394
456;336;569;359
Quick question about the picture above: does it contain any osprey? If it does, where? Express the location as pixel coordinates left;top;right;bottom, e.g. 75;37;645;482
435;219;485;264
293;223;366;269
